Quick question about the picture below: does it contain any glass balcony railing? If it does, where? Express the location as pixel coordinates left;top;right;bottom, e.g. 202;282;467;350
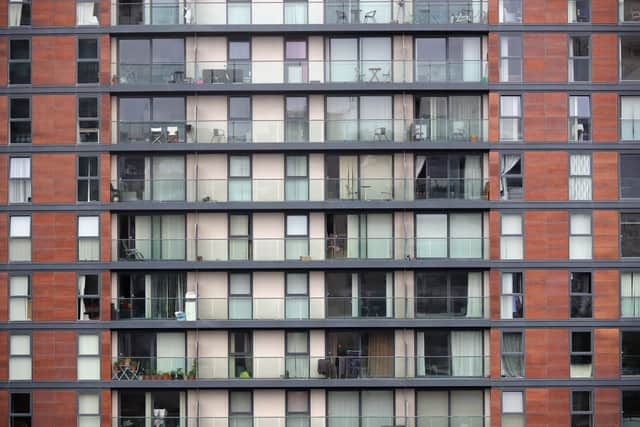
110;178;489;202
113;119;488;144
112;60;487;85
113;0;488;25
111;416;491;427
110;296;488;320
112;355;488;380
112;237;488;261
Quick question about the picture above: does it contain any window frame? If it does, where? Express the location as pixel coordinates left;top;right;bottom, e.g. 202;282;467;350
570;389;593;427
285;214;309;258
77;155;100;202
500;330;524;377
499;95;522;142
228;272;252;320
8;273;31;322
569;152;592;200
569;212;593;260
500;271;524;319
76;0;100;25
570;329;593;378
414;212;484;259
8;37;31;85
77;390;101;427
228;155;252;201
568;95;592;142
570;271;593;318
621;271;640;318
285;154;309;201
499;34;523;82
9;332;32;381
228;332;253;378
9;96;32;144
229;390;253;418
621;212;640;258
286;390;310;422
77;214;100;262
568;0;591;23
8;155;32;204
77;95;100;144
500;212;524;260
500;152;523;200
8;0;31;27
9;215;31;262
77;272;100;321
501;390;525;427
77;332;101;380
77;37;100;85
499;0;523;23
9;392;32;427
568;35;591;82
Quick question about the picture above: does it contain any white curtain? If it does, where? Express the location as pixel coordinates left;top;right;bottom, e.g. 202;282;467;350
500;273;517;319
569;154;592;200
500;155;521;200
153;157;185;201
329;39;358;82
365;214;392;259
416;332;425;376
346;214;360;258
9;335;31;380
360;155;392;200
416;214;448;258
570;214;592;260
462;38;481;81
339;156;358;199
501;333;523;377
328;391;359;427
9;157;31;203
160;215;185;260
621;97;640;140
451;331;482;376
466;272;483;317
416;391;448;427
9;1;23;26
450;213;482;258
156;332;186;373
9;276;30;321
284;1;307;24
360;96;392;141
78;216;100;261
286;273;309;319
361;391;393;427
463;155;482;199
78;335;100;380
229;274;251;319
622;272;640;317
77;2;99;25
78;393;100;427
500;214;523;260
78;275;87;320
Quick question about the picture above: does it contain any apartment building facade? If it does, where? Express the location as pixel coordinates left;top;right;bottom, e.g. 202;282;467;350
1;0;640;426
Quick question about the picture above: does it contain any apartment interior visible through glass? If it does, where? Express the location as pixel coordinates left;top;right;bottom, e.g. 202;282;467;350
326;330;394;378
413;96;482;141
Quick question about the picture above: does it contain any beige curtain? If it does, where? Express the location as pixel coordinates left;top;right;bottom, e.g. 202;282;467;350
367;332;393;377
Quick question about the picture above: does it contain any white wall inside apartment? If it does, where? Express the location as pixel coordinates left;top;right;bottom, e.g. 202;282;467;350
253;154;285;200
253;96;285;142
187;213;228;261
187;271;228;319
253;37;285;83
255;389;286;420
254;272;285;319
254;331;285;378
309;271;325;318
253;213;285;260
309;95;325;142
186;154;227;201
253;0;284;25
309;154;325;201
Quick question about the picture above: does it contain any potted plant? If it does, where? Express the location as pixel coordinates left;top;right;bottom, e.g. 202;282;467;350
170;370;177;380
176;368;185;380
470;134;478;142
187;360;197;380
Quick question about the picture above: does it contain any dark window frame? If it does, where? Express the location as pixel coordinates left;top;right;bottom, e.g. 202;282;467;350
9;97;31;144
8;38;31;85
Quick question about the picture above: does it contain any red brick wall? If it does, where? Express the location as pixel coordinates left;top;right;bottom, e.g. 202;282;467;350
32;272;77;321
31;212;76;263
525;388;570;427
524;270;568;319
100;94;111;144
592;93;619;142
0;38;7;86
31;154;77;203
0;155;7;204
523;34;567;82
101;330;111;380
594;270;620;319
101;389;112;427
525;329;569;378
32;390;77;427
0;390;7;427
101;271;112;320
593;152;619;200
488;33;499;83
595;388;621;427
100;153;111;203
523;92;568;142
592;34;619;83
594;328;620;378
592;0;618;23
100;35;111;85
523;151;568;200
100;0;111;25
488;93;499;143
487;0;498;24
593;210;619;260
488;210;500;260
489;388;500;427
489;270;500;319
32;1;76;26
100;212;110;262
523;0;567;23
32;36;76;86
32;95;77;144
489;328;501;378
524;210;569;260
488;152;500;201
0;96;7;145
32;331;77;380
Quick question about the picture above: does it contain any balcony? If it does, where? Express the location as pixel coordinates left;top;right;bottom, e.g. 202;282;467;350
110;177;488;203
111;60;487;85
111;416;491;427
110;295;488;320
112;237;488;261
111;355;488;380
113;0;488;25
113;119;488;144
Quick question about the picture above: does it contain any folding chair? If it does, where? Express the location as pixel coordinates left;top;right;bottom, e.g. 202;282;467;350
150;127;163;144
363;10;376;23
167;126;179;143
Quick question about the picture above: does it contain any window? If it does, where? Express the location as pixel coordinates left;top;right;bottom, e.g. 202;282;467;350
415;271;483;318
499;35;522;82
78;334;100;380
328;37;392;83
285;155;308;200
622;213;640;257
229;273;251;319
78;392;100;427
78;156;99;202
286;215;308;259
621;272;640;317
569;0;590;22
569;213;592;259
78;96;99;143
118;97;186;144
570;272;592;318
285;40;308;83
501;272;523;319
500;96;522;142
501;331;524;377
571;391;592;427
9;334;31;380
78;274;100;320
570;331;593;377
284;0;307;24
286;391;309;427
414;37;482;82
9;275;31;321
417;391;484;427
501;391;524;427
569;154;592;200
500;214;523;260
229;333;252;377
228;97;252;142
622;155;640;199
9;0;31;26
569;36;590;82
499;0;522;22
117;39;185;84
286;331;309;378
228;0;251;24
229;214;250;260
9;216;31;262
621;96;640;141
10;393;31;427
414;95;483;142
327;271;393;318
326;96;393;142
10;97;31;144
623;391;640;426
228;40;251;82
286;273;309;319
416;330;484;377
415;213;483;259
9;157;31;203
76;0;99;25
228;156;251;201
326;154;394;201
327;391;394;427
500;154;523;200
77;38;99;84
9;39;30;85
285;97;308;142
621;36;640;80
230;391;252;424
569;96;591;142
78;216;100;261
622;331;640;375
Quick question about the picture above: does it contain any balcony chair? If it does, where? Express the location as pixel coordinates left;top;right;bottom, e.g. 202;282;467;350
150;127;163;144
336;10;348;23
363;10;376;22
211;128;226;143
374;127;389;140
167;126;179;143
